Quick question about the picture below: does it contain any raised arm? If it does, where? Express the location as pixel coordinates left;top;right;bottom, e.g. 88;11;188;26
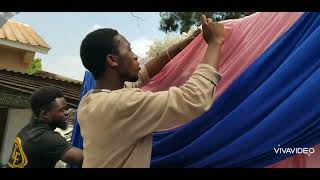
125;29;201;89
117;15;225;138
145;29;202;78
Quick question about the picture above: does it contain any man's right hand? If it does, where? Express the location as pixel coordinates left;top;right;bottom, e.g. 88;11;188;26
201;15;224;45
200;14;224;70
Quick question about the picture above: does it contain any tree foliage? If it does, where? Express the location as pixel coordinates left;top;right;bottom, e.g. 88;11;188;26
159;12;255;34
147;26;199;59
27;58;42;74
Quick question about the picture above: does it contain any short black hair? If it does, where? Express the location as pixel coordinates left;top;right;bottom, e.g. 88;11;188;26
80;28;119;80
30;86;64;117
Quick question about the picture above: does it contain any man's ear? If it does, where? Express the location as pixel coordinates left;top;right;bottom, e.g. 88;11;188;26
106;54;118;68
40;110;49;120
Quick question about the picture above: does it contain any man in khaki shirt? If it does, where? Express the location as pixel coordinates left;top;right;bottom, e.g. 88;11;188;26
78;15;224;168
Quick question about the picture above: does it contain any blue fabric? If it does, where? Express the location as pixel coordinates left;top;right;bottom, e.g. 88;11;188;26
71;12;320;168
71;71;96;149
151;12;320;167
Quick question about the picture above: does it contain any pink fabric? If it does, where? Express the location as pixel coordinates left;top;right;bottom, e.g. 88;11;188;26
142;12;303;100
268;145;320;168
143;12;320;168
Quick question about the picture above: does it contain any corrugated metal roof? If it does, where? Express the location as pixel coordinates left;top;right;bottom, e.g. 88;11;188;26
0;69;81;108
0;68;82;85
0;20;50;49
34;70;82;84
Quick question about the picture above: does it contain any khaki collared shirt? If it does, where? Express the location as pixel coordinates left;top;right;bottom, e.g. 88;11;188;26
78;64;221;168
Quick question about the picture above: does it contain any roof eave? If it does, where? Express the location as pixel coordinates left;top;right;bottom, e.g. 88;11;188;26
0;38;50;54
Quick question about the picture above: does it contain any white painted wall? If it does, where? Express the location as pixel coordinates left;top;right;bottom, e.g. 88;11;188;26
0;108;32;164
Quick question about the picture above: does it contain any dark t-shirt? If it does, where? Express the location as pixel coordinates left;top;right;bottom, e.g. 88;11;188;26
7;121;72;168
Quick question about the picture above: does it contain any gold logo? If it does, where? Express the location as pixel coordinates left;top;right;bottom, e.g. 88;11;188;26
8;137;28;168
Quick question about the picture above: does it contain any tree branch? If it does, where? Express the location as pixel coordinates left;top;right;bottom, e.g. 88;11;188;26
130;12;144;30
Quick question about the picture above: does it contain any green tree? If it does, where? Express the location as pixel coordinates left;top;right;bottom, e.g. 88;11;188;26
159;12;255;34
27;58;42;74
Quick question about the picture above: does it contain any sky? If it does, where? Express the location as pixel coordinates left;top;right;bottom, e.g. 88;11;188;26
12;12;167;80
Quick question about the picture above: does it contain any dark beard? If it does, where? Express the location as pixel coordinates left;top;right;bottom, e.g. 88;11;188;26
53;121;68;130
58;121;68;130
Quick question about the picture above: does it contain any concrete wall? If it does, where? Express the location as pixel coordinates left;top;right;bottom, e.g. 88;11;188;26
0;108;32;164
0;45;34;73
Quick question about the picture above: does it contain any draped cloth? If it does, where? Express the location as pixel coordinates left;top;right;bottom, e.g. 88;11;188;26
71;71;95;150
71;12;320;167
